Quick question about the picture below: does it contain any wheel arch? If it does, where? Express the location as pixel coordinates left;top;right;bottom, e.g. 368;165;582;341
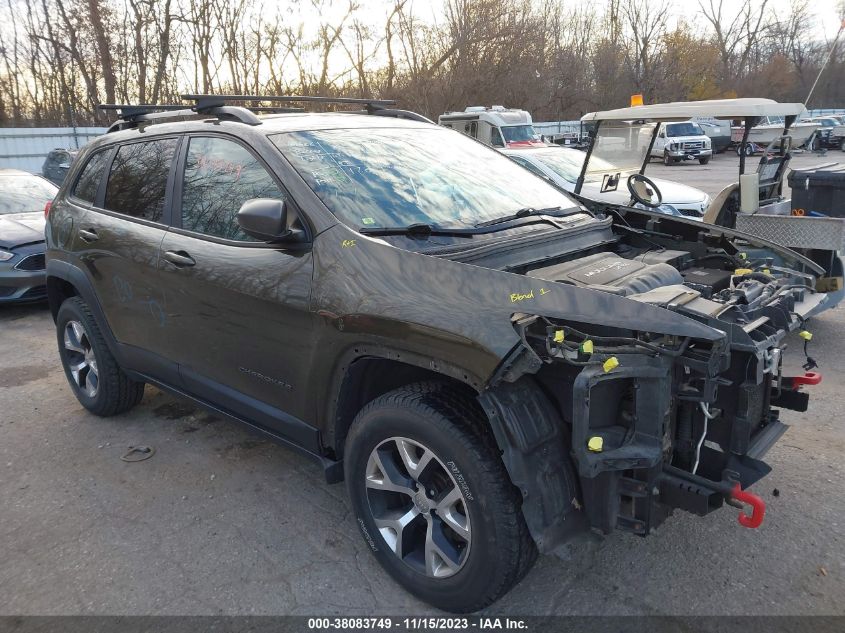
327;345;589;553
46;259;120;360
325;346;485;461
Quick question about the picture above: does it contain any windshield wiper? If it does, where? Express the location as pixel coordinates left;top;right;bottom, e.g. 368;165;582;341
475;206;566;227
359;222;478;237
361;210;572;238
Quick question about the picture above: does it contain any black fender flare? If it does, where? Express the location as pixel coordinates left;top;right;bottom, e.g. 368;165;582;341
322;342;486;454
478;378;588;553
46;259;123;363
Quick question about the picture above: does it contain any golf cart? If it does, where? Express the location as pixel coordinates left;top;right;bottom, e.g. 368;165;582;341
578;98;844;308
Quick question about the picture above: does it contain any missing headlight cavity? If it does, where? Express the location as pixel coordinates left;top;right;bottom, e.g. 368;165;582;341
586;378;637;450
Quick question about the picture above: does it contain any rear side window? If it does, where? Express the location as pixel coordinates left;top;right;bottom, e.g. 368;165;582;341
104;138;178;221
72;150;110;204
180;136;284;241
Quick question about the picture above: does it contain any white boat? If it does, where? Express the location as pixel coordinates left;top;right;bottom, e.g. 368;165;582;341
730;116;819;146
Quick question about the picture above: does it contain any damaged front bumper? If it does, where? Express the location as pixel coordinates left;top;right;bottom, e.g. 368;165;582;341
491;279;825;549
568;346;798;537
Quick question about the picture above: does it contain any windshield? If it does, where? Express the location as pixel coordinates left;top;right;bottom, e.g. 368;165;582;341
665;122;704;137
532;149;616;184
0;174;58;215
581;121;657;189
270;128;578;229
501;125;537;143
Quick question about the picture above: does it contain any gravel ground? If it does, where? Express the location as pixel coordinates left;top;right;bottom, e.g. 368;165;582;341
1;151;843;615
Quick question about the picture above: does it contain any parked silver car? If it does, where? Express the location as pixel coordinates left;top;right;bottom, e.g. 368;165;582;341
502;146;711;218
0;169;57;303
42;148;79;186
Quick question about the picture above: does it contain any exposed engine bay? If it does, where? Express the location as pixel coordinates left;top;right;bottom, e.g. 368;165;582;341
471;208;827;546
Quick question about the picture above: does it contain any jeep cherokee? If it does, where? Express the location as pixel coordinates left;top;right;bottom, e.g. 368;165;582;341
45;96;826;613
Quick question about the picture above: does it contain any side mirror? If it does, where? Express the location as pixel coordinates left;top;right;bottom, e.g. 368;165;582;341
658;131;665;138
237;198;302;243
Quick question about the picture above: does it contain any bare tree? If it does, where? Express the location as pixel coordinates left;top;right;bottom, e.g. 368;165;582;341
699;0;771;86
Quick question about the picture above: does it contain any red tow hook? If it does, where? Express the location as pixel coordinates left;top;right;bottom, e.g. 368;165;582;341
731;483;766;528
790;372;822;386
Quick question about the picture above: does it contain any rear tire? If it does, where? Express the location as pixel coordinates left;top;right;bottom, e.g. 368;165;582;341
56;297;145;416
344;382;537;613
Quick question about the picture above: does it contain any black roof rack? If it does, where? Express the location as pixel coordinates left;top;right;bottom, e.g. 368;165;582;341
99;94;429;133
98;100;269;133
179;94;433;123
181;94;397;110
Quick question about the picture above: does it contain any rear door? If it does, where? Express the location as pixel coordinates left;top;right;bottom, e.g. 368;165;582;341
70;136;180;375
156;134;316;444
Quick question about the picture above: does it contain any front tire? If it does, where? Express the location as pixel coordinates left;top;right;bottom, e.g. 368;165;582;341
344;383;536;612
699;156;710;165
56;297;145;416
663;152;674;166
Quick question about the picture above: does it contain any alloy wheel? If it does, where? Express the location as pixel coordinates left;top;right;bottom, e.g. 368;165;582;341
63;320;99;398
365;437;471;578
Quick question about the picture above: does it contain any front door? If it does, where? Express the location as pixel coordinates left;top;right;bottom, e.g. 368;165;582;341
156;134;316;444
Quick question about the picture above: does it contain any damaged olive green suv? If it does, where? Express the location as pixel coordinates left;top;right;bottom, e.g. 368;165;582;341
45;96;826;612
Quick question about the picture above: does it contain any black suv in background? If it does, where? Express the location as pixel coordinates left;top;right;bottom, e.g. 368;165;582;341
45;96;826;612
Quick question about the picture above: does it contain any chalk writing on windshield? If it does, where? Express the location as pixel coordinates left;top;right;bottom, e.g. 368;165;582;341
287;139;367;188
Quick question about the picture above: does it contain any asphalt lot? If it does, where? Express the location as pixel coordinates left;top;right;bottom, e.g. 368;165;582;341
1;151;844;616
649;146;844;199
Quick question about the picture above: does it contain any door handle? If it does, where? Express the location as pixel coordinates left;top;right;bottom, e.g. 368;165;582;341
78;228;99;243
162;250;196;267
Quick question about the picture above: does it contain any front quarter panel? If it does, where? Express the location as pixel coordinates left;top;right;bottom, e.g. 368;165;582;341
308;224;726;423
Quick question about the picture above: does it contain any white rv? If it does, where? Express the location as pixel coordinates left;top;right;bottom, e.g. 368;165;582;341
438;106;544;148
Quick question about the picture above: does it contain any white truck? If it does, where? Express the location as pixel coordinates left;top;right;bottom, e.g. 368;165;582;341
438;106;544;149
650;120;713;165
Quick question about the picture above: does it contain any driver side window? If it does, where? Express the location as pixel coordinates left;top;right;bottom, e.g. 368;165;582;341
491;128;505;148
181;137;285;241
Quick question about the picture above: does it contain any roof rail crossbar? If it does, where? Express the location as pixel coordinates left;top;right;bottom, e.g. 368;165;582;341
98;102;264;132
99;104;203;132
182;94;397;110
98;95;410;134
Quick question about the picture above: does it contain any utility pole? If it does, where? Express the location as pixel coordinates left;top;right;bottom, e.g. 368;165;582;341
804;19;845;108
